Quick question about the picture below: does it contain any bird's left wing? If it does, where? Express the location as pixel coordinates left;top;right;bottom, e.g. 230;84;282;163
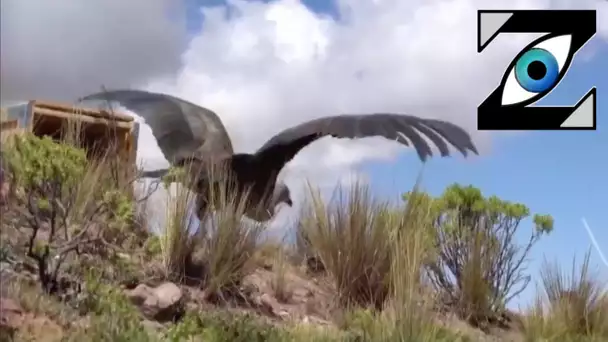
78;90;234;166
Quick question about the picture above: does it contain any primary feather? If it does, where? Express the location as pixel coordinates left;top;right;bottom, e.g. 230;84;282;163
79;90;234;165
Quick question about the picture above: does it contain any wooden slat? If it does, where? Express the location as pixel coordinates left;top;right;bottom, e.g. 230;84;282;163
3;102;139;171
33;108;135;130
0;119;18;131
0;126;27;143
33;100;134;122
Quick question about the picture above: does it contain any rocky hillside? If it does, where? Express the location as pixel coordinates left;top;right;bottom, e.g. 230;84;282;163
0;132;606;342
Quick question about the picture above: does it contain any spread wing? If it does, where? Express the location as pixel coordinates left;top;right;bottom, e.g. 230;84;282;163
253;113;478;172
78;90;234;165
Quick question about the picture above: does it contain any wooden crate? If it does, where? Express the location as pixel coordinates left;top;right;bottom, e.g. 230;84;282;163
1;100;140;173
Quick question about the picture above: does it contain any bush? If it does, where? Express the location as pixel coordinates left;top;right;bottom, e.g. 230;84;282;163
295;180;461;341
2;133;136;293
165;311;283;342
67;274;152;342
417;184;554;327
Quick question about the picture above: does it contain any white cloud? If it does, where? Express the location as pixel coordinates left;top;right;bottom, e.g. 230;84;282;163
143;0;605;229
2;0;606;233
0;0;187;104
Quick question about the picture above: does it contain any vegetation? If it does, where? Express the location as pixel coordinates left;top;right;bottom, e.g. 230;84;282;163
523;251;608;341
1;125;606;341
418;185;553;327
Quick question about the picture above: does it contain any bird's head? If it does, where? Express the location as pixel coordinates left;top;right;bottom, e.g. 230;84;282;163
242;183;293;223
270;183;293;208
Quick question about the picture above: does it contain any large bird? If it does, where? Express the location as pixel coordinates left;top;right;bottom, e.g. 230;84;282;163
79;90;478;222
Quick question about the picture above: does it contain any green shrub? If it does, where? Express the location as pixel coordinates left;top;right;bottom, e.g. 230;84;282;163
67;273;152;342
416;184;553;327
2;133;136;293
165;311;282;342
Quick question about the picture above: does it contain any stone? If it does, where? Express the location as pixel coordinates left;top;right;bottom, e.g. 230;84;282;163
0;297;22;339
126;282;184;322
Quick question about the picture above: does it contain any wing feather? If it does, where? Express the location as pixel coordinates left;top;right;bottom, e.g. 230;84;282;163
399;119;451;157
78;90;234;164
420;119;477;157
254;113;477;172
388;116;433;160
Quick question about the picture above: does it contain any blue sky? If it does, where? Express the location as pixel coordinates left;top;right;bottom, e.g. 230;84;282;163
185;0;607;309
364;40;607;308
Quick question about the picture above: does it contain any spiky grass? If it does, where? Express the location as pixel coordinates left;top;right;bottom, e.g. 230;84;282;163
523;251;608;341
151;160;267;300
157;176;199;282
271;243;293;303
297;183;394;309
198;172;266;301
296;177;465;340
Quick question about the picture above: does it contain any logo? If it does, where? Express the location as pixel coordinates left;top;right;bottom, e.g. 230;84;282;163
477;10;597;130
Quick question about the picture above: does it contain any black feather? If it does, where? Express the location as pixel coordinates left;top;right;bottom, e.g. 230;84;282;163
254;113;478;168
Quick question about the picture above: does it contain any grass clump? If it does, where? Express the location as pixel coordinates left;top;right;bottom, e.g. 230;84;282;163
143;161;266;302
196;182;265;301
297;184;400;309
165;311;284;342
296;180;467;341
68;277;152;342
523;251;608;341
270;246;293;303
151;166;200;282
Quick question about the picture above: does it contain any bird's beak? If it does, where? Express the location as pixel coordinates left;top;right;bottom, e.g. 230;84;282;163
270;184;293;209
141;168;170;179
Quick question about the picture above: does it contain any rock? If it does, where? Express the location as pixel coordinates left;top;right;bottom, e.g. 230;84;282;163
252;293;279;317
126;284;152;306
116;253;131;260
0;297;22;339
292;288;314;303
261;261;273;271
277;310;290;319
0;298;64;342
142;319;164;333
0;162;9;205
0;262;12;274
126;282;184;322
302;315;330;326
306;256;325;273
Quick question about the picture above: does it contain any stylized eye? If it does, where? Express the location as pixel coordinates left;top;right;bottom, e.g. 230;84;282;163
501;35;572;106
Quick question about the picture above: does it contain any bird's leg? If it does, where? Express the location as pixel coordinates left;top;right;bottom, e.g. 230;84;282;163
193;193;211;238
195;193;209;222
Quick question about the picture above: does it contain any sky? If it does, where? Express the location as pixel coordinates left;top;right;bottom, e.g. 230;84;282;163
1;0;607;310
363;44;608;309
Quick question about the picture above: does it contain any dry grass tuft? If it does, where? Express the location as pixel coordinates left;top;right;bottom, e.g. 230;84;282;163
296;183;396;309
270;244;294;303
523;251;608;341
146;161;267;302
295;178;465;340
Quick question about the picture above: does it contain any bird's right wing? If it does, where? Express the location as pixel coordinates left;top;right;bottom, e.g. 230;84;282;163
78;90;234;166
253;113;478;175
